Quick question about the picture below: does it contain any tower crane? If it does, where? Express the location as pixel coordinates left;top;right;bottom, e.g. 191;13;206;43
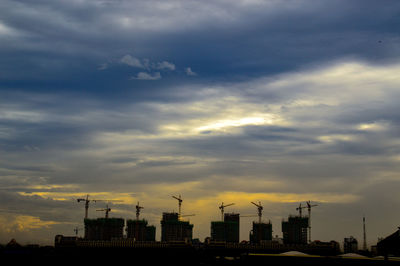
97;204;111;218
77;194;95;219
250;201;265;244
219;202;235;221
306;200;318;243
172;195;183;217
296;202;307;217
251;201;263;224
136;202;144;220
76;194;121;219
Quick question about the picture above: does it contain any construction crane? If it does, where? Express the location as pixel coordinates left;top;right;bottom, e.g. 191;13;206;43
296;202;307;217
251;201;263;224
77;194;121;219
172;195;183;217
306;200;318;243
77;194;95;219
136;202;144;220
219;202;235;221
97;204;111;218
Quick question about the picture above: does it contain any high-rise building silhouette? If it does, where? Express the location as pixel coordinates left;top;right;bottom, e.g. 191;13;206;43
84;218;124;240
210;213;240;243
344;236;358;253
161;212;193;242
250;221;273;244
282;215;309;244
126;219;156;241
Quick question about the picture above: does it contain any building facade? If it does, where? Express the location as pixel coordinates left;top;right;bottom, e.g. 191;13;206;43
344;236;358;253
84;218;124;241
210;213;240;243
126;219;156;241
281;215;309;244
250;221;273;244
161;212;193;242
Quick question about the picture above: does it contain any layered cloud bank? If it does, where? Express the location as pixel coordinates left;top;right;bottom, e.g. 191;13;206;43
1;0;400;246
1;60;400;244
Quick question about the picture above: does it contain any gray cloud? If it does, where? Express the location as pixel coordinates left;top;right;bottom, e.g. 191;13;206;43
120;55;144;68
131;71;161;80
155;61;175;71
1;0;400;245
185;67;197;76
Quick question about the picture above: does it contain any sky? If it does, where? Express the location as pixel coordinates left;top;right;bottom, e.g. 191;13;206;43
1;0;400;247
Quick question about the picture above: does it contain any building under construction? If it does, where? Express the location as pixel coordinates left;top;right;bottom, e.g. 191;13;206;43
344;236;358;253
126;219;156;241
282;215;309;244
250;221;273;244
84;218;124;241
210;213;240;243
161;212;193;242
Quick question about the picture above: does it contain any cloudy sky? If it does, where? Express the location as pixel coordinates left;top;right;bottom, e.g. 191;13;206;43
1;0;400;246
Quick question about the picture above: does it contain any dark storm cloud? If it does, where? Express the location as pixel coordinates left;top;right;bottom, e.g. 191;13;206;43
1;0;399;90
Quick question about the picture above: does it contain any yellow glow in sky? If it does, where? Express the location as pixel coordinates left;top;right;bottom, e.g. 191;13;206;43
318;134;354;143
196;116;269;132
0;215;62;233
357;122;387;131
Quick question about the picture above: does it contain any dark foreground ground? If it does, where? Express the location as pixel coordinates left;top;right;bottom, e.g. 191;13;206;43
2;247;400;265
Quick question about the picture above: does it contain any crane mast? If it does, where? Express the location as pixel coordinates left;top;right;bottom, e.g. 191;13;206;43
172;195;183;217
77;194;91;219
136;202;144;220
219;202;235;221
251;201;263;224
77;194;121;220
296;203;307;217
306;200;318;243
97;204;111;218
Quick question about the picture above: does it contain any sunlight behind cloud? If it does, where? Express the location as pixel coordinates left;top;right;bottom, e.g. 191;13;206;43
215;191;360;205
0;215;62;233
317;134;355;143
357;121;388;131
196;116;268;132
